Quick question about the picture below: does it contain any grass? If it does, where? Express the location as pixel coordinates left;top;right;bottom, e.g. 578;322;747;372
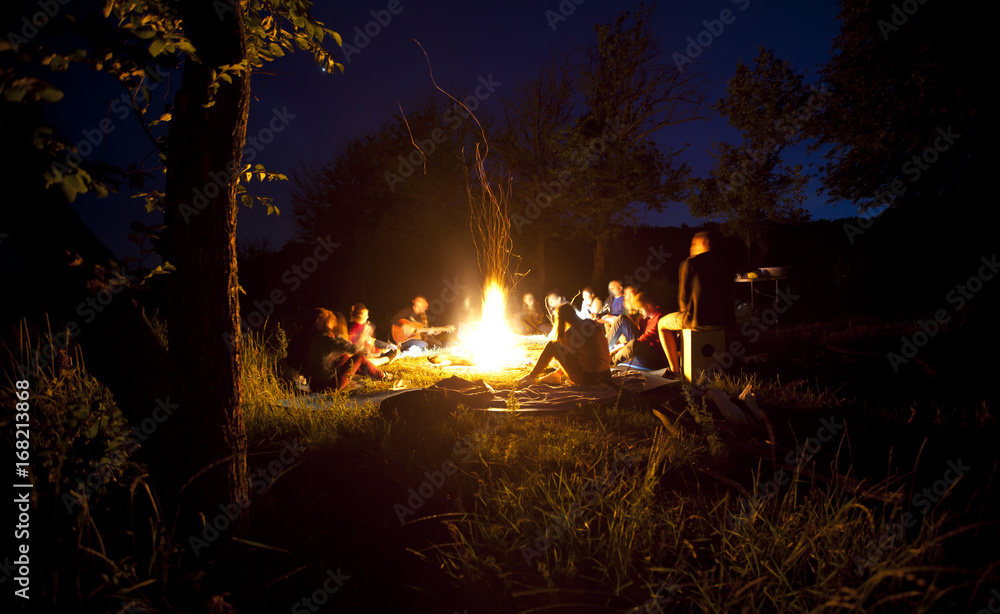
3;317;998;613
378;346;540;391
1;319;190;613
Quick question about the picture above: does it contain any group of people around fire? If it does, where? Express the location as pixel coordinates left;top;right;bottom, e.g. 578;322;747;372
286;231;733;393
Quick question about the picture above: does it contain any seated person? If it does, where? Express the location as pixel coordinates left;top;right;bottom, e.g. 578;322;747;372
597;280;626;327
459;294;479;328
657;231;734;373
514;292;548;335
348;303;397;365
391;295;446;352
518;303;613;387
304;309;388;392
623;285;641;325
543;289;567;325
280;318;314;391
578;286;603;319
605;291;669;370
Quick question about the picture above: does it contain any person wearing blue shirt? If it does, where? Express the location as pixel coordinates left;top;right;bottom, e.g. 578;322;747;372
598;280;625;327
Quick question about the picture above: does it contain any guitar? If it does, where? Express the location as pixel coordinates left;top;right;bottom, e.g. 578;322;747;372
391;320;456;344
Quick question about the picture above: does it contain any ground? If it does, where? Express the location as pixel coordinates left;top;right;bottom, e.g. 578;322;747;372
8;312;999;613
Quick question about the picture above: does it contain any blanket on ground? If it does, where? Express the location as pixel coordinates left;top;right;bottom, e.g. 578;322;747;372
274;367;677;415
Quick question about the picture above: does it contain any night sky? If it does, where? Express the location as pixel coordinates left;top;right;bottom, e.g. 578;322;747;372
55;0;852;259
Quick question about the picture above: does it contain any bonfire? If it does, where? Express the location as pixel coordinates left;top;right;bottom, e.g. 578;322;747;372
451;281;528;371
411;46;529;371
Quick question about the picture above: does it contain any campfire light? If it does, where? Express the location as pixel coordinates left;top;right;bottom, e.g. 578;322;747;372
459;280;523;370
413;62;524;371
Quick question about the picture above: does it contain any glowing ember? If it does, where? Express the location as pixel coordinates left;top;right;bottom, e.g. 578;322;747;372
459;280;524;370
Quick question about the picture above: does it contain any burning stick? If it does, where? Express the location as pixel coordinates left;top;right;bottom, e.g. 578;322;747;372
412;40;524;370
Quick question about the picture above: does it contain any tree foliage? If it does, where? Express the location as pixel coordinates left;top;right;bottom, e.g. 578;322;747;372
570;1;708;282
494;57;577;288
3;0;341;204
687;47;810;266
809;0;991;210
291;3;708;292
290;89;485;311
1;0;342;554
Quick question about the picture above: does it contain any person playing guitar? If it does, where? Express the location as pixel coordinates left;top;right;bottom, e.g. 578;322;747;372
390;296;455;351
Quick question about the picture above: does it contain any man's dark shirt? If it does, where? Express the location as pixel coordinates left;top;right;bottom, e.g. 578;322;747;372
601;295;625;316
305;333;357;383
679;250;733;329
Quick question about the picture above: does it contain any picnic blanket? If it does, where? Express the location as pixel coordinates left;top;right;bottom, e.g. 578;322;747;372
274;367;678;415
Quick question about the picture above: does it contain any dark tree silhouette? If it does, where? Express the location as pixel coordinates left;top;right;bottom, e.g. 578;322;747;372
0;0;341;530
687;48;811;267
572;2;708;284
809;0;992;211
496;57;577;290
290;90;485;314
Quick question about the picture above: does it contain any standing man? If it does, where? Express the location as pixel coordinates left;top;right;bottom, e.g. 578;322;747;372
657;231;733;372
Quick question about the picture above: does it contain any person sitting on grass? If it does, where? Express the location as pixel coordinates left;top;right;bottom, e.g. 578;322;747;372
348;303;397;366
515;292;548;335
305;308;389;392
578;286;603;319
543;289;567;326
623;285;642;326
596;279;626;332
391;295;446;352
517;303;613;387
605;291;669;370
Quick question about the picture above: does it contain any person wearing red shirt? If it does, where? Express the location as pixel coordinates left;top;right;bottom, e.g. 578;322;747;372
605;291;669;370
348;303;397;366
305;309;390;391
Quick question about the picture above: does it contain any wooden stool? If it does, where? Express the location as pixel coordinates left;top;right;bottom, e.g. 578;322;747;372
682;328;726;383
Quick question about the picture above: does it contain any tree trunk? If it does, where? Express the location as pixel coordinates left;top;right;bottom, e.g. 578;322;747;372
535;236;547;291
756;236;770;268
1;0;253;549
160;0;251;526
592;233;608;286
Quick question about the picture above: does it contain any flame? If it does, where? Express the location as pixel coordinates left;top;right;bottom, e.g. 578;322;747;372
460;280;523;370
